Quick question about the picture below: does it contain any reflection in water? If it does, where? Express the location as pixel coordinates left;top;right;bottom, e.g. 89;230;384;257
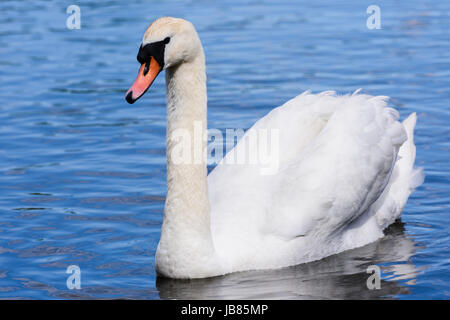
157;222;421;299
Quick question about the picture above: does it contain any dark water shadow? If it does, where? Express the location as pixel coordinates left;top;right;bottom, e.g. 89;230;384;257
156;221;422;299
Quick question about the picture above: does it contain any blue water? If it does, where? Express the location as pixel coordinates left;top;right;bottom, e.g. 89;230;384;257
0;0;449;299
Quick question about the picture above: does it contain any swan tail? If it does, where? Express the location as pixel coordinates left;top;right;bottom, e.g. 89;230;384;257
398;112;425;191
375;112;424;230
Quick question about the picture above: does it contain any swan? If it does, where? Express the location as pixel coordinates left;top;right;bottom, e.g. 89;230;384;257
125;17;424;279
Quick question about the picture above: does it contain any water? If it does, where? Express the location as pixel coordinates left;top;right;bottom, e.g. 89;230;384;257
0;0;449;299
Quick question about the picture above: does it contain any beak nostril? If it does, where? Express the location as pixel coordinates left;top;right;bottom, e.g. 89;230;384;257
143;62;150;76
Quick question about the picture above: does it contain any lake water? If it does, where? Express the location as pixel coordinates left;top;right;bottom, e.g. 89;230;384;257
0;0;449;299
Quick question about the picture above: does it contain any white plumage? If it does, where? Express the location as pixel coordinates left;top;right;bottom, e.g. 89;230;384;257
209;90;423;273
127;17;423;279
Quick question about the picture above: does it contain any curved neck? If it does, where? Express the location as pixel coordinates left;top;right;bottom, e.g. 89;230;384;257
156;50;219;277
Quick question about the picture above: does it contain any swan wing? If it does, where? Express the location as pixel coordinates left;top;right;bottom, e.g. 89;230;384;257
208;91;407;245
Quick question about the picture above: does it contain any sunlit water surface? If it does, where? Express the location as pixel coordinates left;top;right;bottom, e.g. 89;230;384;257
0;0;449;299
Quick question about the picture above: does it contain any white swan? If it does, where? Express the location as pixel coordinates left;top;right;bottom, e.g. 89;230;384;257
125;17;424;279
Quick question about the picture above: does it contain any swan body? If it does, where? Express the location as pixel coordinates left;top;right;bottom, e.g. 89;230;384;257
125;17;424;279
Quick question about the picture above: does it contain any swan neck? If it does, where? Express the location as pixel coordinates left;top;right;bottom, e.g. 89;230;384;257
157;51;220;277
165;53;208;216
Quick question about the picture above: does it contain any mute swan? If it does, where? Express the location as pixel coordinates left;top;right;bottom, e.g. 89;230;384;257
125;17;424;279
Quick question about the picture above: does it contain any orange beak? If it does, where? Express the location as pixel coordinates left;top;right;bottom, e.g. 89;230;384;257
125;57;162;104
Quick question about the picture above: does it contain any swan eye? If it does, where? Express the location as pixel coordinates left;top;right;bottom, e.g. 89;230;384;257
164;37;170;44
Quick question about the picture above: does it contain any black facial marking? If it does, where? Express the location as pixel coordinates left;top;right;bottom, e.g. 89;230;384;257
137;37;170;68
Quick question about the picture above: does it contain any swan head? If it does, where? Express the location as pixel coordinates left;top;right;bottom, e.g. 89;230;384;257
125;17;201;104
